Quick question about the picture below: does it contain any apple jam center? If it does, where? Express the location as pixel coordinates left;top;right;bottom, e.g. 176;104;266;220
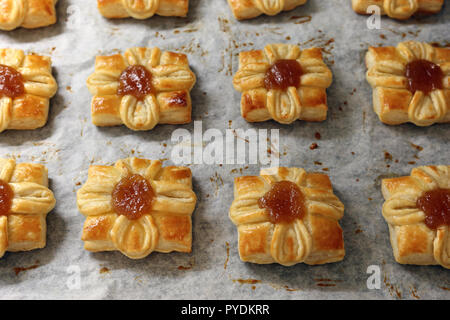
0;64;25;98
405;59;443;95
264;59;303;91
416;188;450;230
0;179;13;216
258;180;306;224
117;65;153;100
111;174;155;220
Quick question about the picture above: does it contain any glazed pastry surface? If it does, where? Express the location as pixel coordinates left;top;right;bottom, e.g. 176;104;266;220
77;157;197;259
86;47;196;131
0;49;57;133
229;167;345;266
0;159;56;258
228;0;307;20
381;165;450;268
97;0;189;19
0;0;58;31
233;44;332;124
365;41;450;126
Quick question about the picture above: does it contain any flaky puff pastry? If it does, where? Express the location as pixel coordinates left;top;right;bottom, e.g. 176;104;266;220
233;44;332;124
0;49;58;133
352;0;444;20
0;159;56;258
366;41;450;126
0;0;58;31
228;0;307;20
382;166;450;268
86;47;196;131
97;0;189;19
229;167;345;266
77;158;197;259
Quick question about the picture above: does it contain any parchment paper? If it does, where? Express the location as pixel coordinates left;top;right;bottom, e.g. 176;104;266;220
0;0;449;300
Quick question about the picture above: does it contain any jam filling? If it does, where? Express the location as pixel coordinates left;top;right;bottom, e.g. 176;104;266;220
0;179;13;216
405;59;443;95
0;64;25;98
264;59;303;91
416;188;450;230
111;174;155;220
258;180;306;224
117;65;153;100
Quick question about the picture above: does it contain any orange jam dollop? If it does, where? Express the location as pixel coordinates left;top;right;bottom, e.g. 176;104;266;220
0;179;13;216
0;64;25;98
111;174;155;220
258;180;306;224
405;59;443;95
416;188;450;230
264;60;303;91
117;65;153;100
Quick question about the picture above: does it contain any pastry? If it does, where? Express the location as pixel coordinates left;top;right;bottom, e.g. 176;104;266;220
97;0;189;19
77;157;197;259
0;159;56;258
365;41;450;126
0;0;58;31
0;49;58;133
229;167;345;266
352;0;444;20
86;47;196;131
381;165;450;268
232;44;332;124
228;0;307;20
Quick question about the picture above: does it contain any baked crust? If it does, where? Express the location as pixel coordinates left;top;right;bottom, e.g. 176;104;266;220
0;49;58;133
86;47;196;131
77;157;197;259
381;165;450;268
233;44;332;124
229;167;345;266
0;159;56;258
97;0;189;19
365;41;450;126
351;0;444;20
0;0;58;30
227;0;307;20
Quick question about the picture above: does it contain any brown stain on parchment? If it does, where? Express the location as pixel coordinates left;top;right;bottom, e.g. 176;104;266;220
178;257;195;271
224;241;230;270
13;261;40;276
384;274;402;299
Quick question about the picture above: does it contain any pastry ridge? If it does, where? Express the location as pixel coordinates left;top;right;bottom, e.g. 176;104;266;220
365;41;450;126
381;165;450;268
233;44;332;124
86;47;196;131
229;167;345;266
77;157;197;259
227;0;308;20
0;49;58;133
97;0;189;19
0;159;55;258
351;0;444;19
0;0;58;31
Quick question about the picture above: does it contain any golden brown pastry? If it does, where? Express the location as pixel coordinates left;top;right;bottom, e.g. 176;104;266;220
381;165;450;269
97;0;189;19
352;0;444;20
0;159;56;258
77;158;197;259
366;41;450;126
233;44;332;124
229;167;345;266
0;49;58;133
0;0;58;31
228;0;307;20
86;47;196;131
